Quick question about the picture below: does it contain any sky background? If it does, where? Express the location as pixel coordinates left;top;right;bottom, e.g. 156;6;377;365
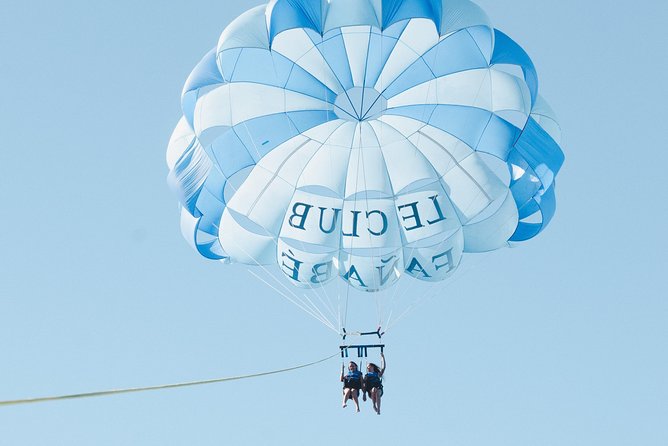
1;0;667;445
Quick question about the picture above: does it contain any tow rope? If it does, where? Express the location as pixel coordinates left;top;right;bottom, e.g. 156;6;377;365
0;352;339;407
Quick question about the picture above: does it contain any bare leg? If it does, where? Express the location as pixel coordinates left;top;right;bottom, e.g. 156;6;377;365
352;389;360;412
342;388;351;408
376;389;382;415
370;388;378;413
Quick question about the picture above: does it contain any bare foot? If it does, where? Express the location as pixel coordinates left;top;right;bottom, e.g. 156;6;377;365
342;404;347;408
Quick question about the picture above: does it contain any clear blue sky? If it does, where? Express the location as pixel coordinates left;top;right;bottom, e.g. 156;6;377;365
1;1;666;445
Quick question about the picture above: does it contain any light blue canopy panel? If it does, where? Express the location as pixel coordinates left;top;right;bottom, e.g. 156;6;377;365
265;0;494;42
167;0;565;291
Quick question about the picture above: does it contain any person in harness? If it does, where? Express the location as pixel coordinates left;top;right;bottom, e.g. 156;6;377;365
362;352;386;414
341;361;362;412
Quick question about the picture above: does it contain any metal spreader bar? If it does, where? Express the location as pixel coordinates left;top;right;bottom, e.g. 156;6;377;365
341;327;384;341
340;344;385;358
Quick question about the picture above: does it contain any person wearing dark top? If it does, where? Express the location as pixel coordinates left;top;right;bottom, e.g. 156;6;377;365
362;352;386;414
340;361;362;412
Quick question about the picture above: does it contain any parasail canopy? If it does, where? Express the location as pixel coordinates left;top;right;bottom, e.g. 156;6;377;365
167;0;564;301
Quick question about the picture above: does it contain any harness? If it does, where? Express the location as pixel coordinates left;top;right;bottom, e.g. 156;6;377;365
364;371;382;389
344;370;362;388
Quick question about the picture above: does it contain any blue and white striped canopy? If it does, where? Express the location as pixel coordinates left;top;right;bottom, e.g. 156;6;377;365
167;0;564;292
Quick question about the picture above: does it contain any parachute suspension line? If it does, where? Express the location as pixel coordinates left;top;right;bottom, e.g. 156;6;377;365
284;257;340;332
368;122;400;331
287;235;341;331
231;232;337;331
247;270;337;333
379;124;436;330
336;272;344;335
373;125;415;332
353;127;371;328
308;287;339;331
283;139;353;336
381;125;404;331
384;241;447;331
382;248;429;331
245;265;332;330
377;120;455;333
270;134;362;334
299;290;339;333
220;164;340;332
325;130;344;336
386;278;454;331
249;260;335;331
382;271;411;331
0;352;341;407
297;288;336;330
259;265;337;332
342;252;352;331
273;254;336;329
384;275;434;332
387;125;465;330
372;120;408;327
358;125;384;330
385;280;441;332
385;251;496;331
341;124;367;334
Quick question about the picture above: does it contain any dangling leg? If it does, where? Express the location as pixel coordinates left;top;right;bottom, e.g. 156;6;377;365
376;388;382;415
352;389;360;412
342;388;351;408
370;387;378;413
